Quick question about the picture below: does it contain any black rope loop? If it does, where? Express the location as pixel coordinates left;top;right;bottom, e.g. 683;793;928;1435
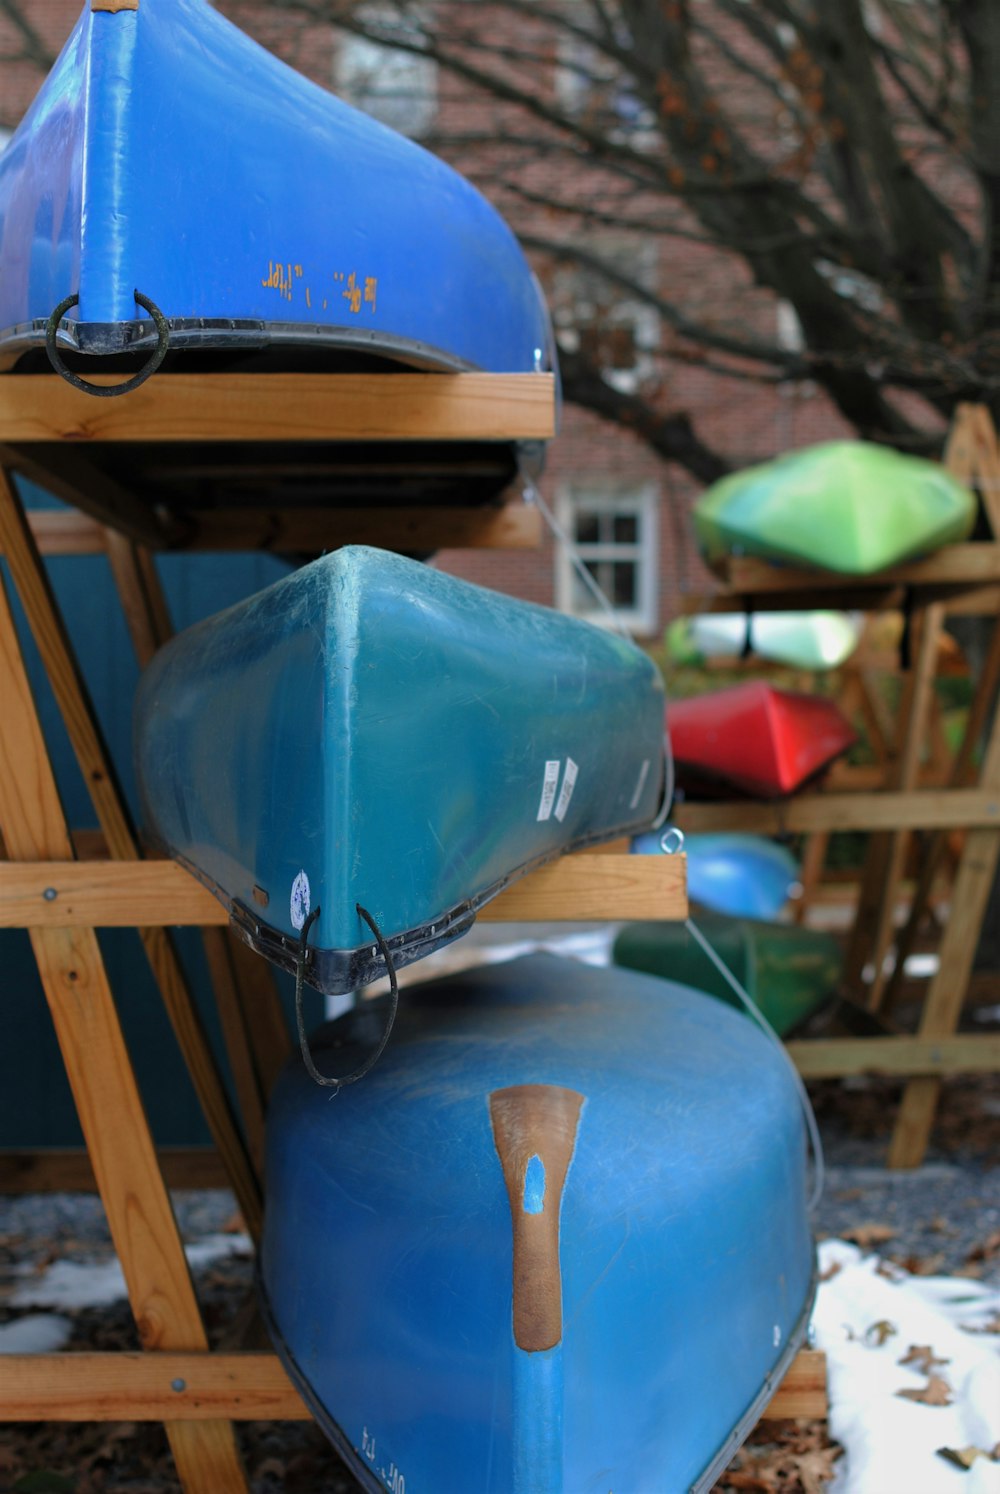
294;902;400;1093
45;289;170;397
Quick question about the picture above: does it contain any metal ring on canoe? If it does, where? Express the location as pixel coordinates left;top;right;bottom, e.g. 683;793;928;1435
45;290;170;396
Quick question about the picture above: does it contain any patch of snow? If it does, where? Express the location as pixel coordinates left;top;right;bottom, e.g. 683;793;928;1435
9;1233;251;1311
815;1240;1000;1493
0;1313;73;1353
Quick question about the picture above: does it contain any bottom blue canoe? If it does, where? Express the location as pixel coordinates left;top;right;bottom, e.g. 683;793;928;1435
260;953;816;1493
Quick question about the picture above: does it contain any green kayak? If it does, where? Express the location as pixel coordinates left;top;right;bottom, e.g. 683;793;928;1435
694;441;976;575
666;610;861;670
612;913;842;1036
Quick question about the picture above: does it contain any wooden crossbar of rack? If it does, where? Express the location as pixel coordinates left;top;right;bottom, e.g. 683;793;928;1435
0;370;822;1490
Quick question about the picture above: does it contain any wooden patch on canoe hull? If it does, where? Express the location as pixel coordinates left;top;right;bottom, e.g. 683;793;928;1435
490;1084;584;1353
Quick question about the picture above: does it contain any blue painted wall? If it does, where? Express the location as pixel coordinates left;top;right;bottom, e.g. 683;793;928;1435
0;479;295;1146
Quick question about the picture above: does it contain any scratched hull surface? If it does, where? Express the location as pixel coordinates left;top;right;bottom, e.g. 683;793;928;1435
134;548;665;994
261;954;815;1494
0;0;552;378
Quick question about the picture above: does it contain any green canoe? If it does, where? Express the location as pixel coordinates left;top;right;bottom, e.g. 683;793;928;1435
612;913;842;1036
666;610;861;670
694;441;976;575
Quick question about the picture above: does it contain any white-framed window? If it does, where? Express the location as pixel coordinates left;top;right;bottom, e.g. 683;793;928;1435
554;23;657;148
549;237;660;394
334;8;437;137
554;482;659;635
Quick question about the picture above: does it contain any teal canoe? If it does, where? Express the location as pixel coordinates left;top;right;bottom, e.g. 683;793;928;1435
261;953;816;1493
613;912;842;1036
134;547;665;993
694;441;977;574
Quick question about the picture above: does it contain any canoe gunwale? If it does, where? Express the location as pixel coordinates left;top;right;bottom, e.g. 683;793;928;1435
160;787;665;995
257;1250;818;1492
0;317;482;375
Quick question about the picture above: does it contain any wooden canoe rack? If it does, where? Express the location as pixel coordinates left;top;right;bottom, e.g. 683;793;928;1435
0;370;820;1489
680;402;1000;1168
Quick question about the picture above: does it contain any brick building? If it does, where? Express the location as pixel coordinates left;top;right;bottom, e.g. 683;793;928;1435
0;0;854;641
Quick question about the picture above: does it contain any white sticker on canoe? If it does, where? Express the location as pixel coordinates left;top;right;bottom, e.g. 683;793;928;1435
290;870;311;931
537;760;561;821
554;758;578;822
629;757;651;810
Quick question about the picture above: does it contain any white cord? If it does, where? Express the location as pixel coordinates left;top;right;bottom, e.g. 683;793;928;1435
683;914;826;1214
524;478;677;825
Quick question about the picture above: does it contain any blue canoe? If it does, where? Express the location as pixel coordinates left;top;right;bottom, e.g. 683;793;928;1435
0;0;552;380
135;547;665;993
0;0;554;512
261;953;816;1493
632;830;800;919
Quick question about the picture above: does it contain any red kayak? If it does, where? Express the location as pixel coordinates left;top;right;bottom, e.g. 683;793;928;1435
668;681;856;798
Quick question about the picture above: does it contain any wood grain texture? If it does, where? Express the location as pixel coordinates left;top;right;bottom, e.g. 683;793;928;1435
0;372;556;443
761;1350;828;1421
672;789;1000;835
0;853;689;927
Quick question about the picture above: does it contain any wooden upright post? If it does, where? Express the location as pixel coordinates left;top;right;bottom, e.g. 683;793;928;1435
0;569;248;1492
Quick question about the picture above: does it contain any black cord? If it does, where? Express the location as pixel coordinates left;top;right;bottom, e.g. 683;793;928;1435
294;902;400;1092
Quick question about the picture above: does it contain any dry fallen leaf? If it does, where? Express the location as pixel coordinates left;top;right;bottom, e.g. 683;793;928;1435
937;1444;1000;1470
842;1222;897;1250
819;1259;842;1283
897;1374;954;1407
863;1318;897;1347
899;1345;950;1375
889;1251;948;1277
965;1230;1000;1265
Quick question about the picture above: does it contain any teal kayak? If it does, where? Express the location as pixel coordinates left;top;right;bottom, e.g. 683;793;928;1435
613;913;841;1036
134;547;665;993
694;441;976;574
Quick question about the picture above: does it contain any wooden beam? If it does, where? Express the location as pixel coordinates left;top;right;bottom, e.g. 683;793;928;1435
788;1034;1000;1078
721;543;1000;594
672;789;1000;836
14;509;108;555
0;1353;309;1422
0;1346;825;1423
0;372;556;444
0;568;247;1490
0;474;263;1238
186;501;542;553
0;444;177;548
0;1147;231;1194
0;852;688;929
761;1350;828;1421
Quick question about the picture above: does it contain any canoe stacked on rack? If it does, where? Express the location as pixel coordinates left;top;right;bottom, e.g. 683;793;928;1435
668;610;861;670
668;681;856;799
0;0;556;512
134;546;666;994
614;912;842;1036
632;830;801;918
261;953;816;1494
693;441;976;575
